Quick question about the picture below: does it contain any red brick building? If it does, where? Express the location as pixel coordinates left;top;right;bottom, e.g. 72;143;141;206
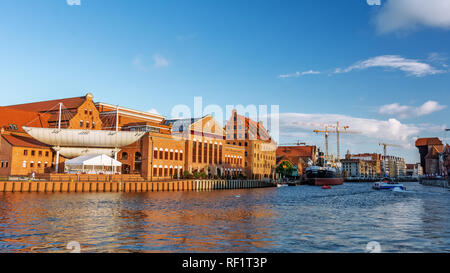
1;93;272;180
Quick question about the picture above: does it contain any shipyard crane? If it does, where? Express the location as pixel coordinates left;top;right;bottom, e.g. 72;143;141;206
379;143;402;176
279;141;307;146
314;122;357;161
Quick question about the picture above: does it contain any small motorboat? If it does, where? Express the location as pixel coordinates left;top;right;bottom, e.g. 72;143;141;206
372;177;405;190
322;185;332;190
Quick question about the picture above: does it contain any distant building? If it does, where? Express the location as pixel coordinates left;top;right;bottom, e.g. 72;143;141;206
444;144;450;178
406;163;423;177
345;153;382;177
276;145;317;176
382;156;406;178
341;159;375;178
415;138;444;175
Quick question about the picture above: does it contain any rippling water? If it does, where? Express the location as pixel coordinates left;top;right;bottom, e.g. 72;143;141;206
0;182;448;253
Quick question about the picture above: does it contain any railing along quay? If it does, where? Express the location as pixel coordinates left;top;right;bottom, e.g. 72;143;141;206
0;179;275;193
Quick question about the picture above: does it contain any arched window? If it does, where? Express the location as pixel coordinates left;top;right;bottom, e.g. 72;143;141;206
122;152;128;160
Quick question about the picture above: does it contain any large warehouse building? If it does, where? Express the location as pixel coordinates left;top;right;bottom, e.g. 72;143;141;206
0;93;277;180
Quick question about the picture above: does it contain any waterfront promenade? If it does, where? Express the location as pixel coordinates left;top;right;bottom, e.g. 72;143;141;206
0;179;274;193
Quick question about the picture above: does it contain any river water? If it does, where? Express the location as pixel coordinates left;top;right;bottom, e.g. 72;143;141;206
0;182;448;253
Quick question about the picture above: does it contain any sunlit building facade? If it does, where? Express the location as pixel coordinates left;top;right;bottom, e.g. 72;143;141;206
0;93;272;181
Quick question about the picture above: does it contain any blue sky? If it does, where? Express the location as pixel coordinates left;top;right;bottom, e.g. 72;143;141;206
0;0;449;163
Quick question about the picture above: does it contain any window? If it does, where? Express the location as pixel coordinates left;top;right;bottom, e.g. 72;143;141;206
44;162;48;168
86;121;90;128
170;150;173;160
175;151;178;161
37;162;41;168
165;150;169;160
192;141;197;163
1;161;3;168
154;149;158;159
84;109;88;115
31;150;35;156
30;162;34;168
153;167;158;176
180;151;183;161
89;110;93;115
159;149;164;159
80;120;83;127
159;167;163;177
214;144;218;164
24;150;28;156
45;151;49;157
203;143;207;163
219;145;223;164
5;161;8;168
92;122;96;129
198;143;202;163
122;152;128;160
38;151;42;156
134;152;142;172
22;161;27;168
209;143;213;164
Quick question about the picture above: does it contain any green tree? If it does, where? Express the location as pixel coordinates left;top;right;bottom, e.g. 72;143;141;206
276;161;294;177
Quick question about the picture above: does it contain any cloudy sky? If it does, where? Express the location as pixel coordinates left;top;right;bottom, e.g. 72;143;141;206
0;0;449;163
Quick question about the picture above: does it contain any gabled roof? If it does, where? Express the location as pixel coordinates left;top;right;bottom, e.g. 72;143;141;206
276;155;305;166
6;96;86;112
164;117;203;130
415;137;442;147
0;107;51;132
276;146;315;158
2;134;50;149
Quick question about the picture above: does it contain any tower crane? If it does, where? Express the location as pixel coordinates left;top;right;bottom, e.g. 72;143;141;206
379;142;402;176
314;122;358;161
279;140;307;146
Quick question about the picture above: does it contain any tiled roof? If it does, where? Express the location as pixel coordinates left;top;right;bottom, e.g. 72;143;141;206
0;107;50;132
6;96;86;112
2;134;50;148
276;155;305;166
276;146;315;158
226;111;272;142
415;137;442;147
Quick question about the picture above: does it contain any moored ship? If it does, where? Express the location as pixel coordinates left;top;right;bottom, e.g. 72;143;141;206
302;150;343;186
304;166;344;186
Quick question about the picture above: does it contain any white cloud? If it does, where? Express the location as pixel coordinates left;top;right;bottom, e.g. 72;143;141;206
67;0;81;6
374;0;450;33
132;54;170;70
153;54;169;68
277;112;420;143
132;55;146;71
335;55;444;77
379;101;447;119
148;108;160;115
278;70;320;78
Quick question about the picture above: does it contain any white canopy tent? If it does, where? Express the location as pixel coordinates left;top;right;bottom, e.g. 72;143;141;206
64;154;122;174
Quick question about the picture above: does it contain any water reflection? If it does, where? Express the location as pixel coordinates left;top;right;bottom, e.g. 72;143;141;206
0;183;448;253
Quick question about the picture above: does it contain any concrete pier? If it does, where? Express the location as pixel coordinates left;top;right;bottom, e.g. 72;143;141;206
420;179;449;188
0;179;275;193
